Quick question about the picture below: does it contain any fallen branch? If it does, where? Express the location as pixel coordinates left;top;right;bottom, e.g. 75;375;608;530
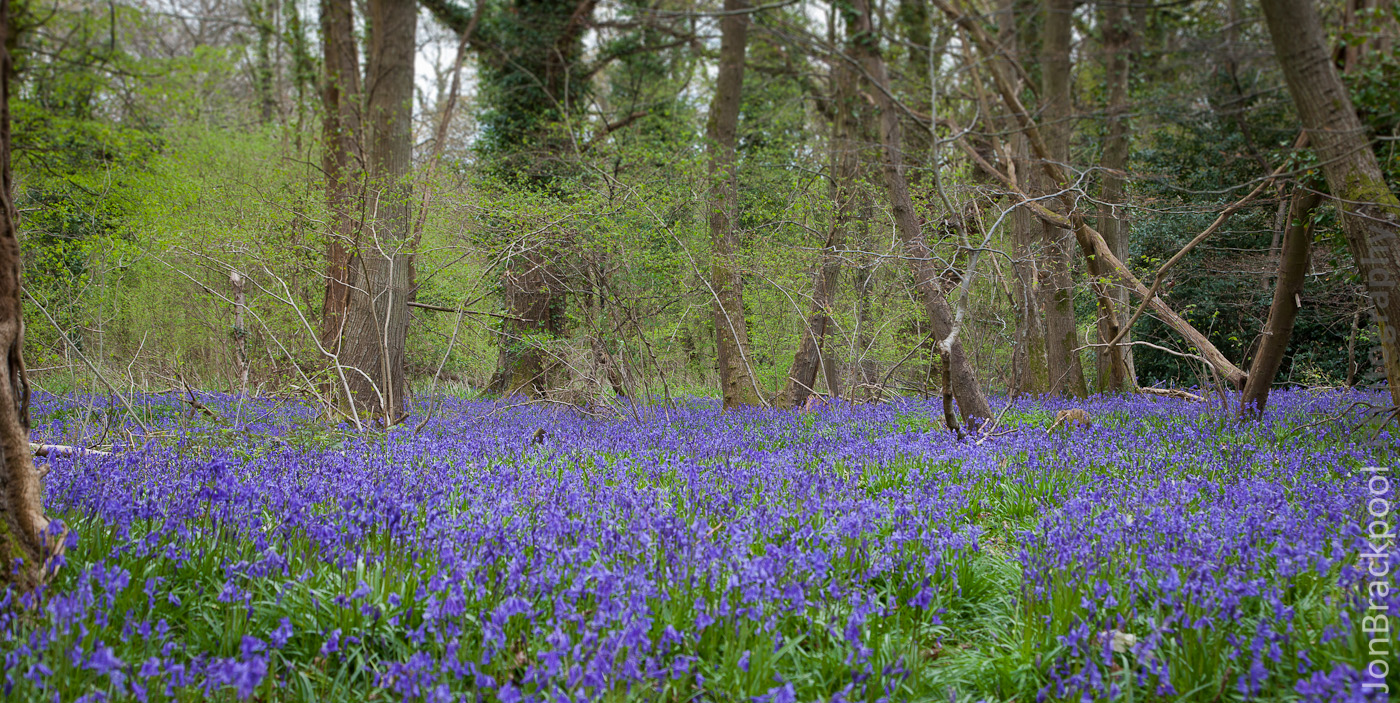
31;443;112;458
1073;224;1249;387
1137;387;1206;402
406;300;529;321
1109;133;1309;352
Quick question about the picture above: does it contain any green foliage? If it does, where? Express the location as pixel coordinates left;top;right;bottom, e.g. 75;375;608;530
1127;67;1367;387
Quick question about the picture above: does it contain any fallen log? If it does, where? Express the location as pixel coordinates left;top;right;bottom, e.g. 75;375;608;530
1138;387;1206;402
31;443;112;458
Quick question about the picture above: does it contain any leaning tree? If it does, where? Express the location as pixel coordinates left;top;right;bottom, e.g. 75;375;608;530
0;0;59;592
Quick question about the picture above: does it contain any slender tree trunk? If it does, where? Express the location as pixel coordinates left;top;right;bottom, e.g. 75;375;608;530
1011;192;1049;394
1011;139;1049;396
230;270;249;396
339;0;415;421
709;0;762;409
933;0;1246;388
318;0;361;356
1039;0;1088;398
0;0;56;591
1242;189;1322;417
995;1;1048;396
852;253;878;398
781;54;858;409
1095;0;1136;392
849;0;993;423
1261;0;1400;407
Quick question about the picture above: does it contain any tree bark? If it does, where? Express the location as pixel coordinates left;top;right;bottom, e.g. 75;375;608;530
1261;0;1400;407
1095;0;1136;392
1039;0;1088;398
994;1;1048;396
849;0;993;423
339;0;414;421
932;0;1247;389
318;0;361;355
0;0;57;591
781;50;858;409
1242;189;1322;417
488;249;567;396
231;270;249;395
851;254;878;398
709;0;763;409
1011;185;1049;395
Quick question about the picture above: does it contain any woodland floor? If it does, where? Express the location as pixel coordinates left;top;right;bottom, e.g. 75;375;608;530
1;389;1393;702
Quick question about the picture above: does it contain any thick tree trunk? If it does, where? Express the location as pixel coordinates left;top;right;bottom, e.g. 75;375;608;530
1095;0;1136;392
709;0;762;409
1039;0;1088;398
488;250;567;396
0;0;56;591
849;0;993;423
1242;189;1322;417
781;54;858;409
1261;0;1400;407
339;0;414;421
318;0;361;355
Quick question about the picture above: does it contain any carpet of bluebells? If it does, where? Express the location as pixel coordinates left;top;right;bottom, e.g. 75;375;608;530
1;389;1395;702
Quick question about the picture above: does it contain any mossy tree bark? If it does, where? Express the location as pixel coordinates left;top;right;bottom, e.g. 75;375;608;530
1261;0;1400;407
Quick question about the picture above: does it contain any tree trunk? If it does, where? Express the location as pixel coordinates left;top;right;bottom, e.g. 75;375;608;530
1039;0;1088;398
339;0;414;421
781;52;858;409
248;0;278;123
849;0;994;423
1095;0;1136;392
318;0;361;356
709;0;762;409
852;255;878;398
1261;0;1400;407
230;270;249;396
1241;189;1322;417
488;249;567;396
995;2;1048;396
1011;187;1049;395
0;0;57;591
